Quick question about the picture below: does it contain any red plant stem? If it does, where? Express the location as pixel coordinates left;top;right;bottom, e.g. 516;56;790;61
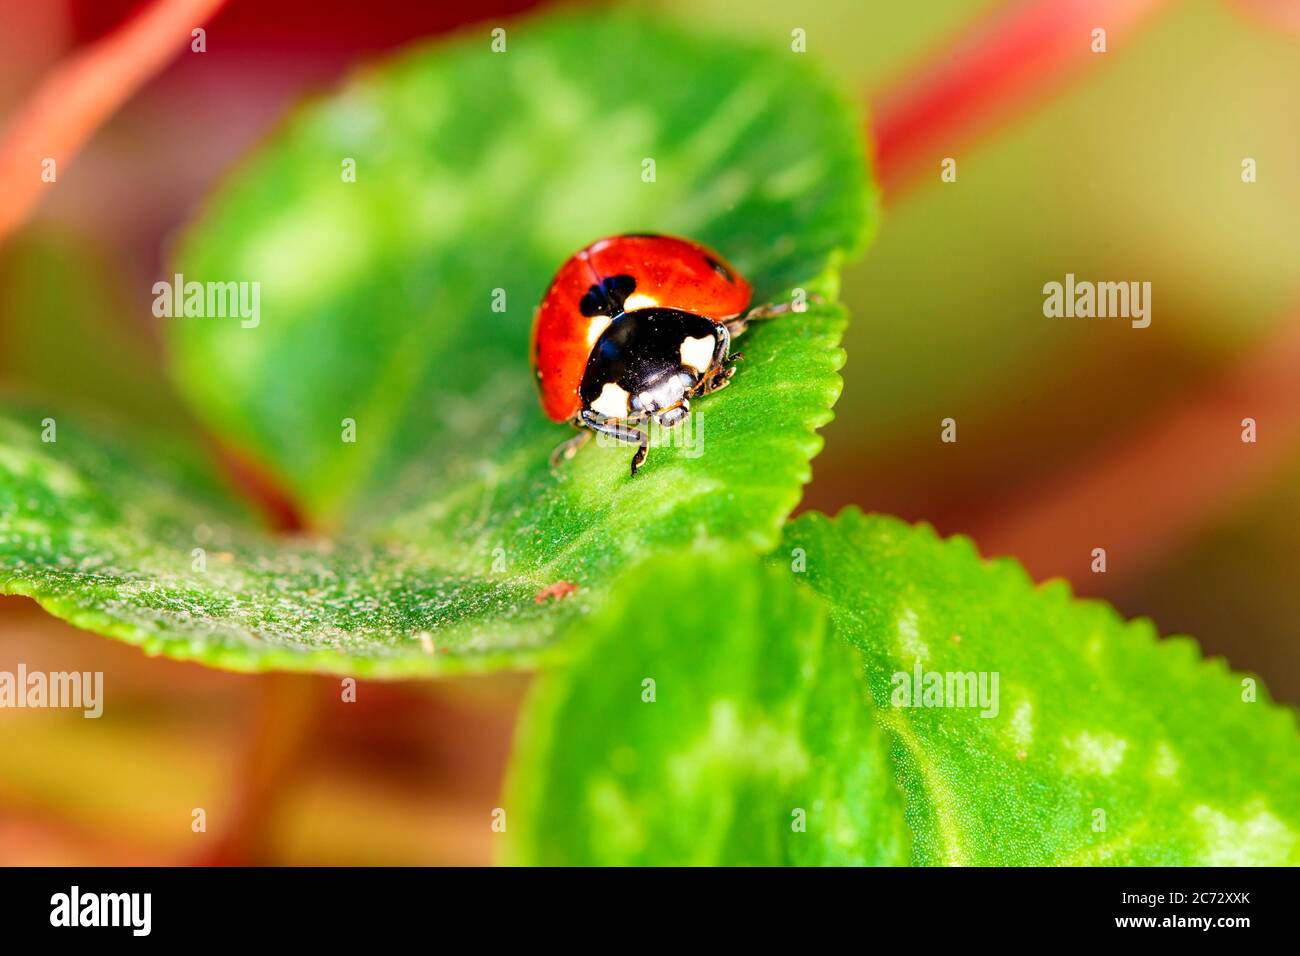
871;0;1176;201
212;441;309;534
198;673;323;866
970;304;1300;583
0;0;227;243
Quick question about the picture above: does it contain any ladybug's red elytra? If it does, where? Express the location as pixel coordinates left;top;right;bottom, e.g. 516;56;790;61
531;233;795;476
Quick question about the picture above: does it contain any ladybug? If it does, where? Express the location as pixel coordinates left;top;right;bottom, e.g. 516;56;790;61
531;234;791;476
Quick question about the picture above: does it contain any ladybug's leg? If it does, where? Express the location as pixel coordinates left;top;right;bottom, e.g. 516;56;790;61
579;410;651;477
701;355;741;396
699;323;740;396
548;426;592;469
725;293;826;338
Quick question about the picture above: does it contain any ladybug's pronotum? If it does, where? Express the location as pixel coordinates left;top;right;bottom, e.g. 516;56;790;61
530;233;795;475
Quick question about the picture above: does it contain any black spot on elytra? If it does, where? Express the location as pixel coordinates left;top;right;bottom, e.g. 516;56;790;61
705;256;734;283
579;274;637;317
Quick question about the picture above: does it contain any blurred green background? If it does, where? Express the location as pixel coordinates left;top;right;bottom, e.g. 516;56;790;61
0;0;1296;863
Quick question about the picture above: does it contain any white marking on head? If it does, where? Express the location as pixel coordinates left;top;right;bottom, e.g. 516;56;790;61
586;315;612;348
622;292;657;312
636;373;689;414
591;382;631;419
679;335;715;374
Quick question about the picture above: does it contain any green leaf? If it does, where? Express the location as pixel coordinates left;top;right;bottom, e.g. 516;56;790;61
0;409;561;675
780;509;1300;865
503;551;911;865
0;12;873;674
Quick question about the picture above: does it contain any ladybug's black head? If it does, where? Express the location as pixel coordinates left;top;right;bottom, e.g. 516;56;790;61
578;308;723;424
